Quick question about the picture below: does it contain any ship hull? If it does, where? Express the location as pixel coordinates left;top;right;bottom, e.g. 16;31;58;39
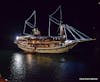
17;42;77;54
36;47;69;53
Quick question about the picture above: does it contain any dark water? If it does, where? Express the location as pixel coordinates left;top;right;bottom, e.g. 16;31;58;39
0;47;100;82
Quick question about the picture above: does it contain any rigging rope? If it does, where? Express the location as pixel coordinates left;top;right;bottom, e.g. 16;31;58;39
65;24;92;42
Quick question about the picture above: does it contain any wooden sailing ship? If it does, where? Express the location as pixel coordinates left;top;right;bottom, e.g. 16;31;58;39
14;6;95;53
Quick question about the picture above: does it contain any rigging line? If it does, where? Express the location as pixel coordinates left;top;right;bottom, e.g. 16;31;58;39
48;18;51;37
60;5;62;22
57;26;60;34
48;18;61;36
68;26;86;40
26;21;35;28
23;24;33;36
49;16;63;23
26;10;36;28
26;10;36;21
23;23;32;35
50;18;60;25
50;5;61;17
49;16;63;34
75;29;91;39
70;25;91;39
23;23;26;35
23;32;32;36
25;22;35;28
34;10;36;27
63;25;67;39
23;24;34;36
65;24;79;41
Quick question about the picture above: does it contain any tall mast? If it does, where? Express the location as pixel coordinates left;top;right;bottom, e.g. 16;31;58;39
23;10;36;35
59;5;62;28
48;17;51;37
48;5;62;37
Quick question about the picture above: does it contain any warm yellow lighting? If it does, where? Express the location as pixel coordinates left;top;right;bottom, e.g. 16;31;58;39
32;41;35;44
27;54;33;65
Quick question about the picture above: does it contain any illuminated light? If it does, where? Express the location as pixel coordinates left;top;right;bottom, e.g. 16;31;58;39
32;41;35;44
11;53;26;81
5;79;8;81
65;40;73;44
27;54;33;65
14;53;22;64
13;53;23;68
16;36;19;40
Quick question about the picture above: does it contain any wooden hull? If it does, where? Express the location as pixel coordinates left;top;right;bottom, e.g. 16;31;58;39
17;43;77;53
36;47;69;53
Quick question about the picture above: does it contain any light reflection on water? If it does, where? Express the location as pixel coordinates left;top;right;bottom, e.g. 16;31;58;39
10;53;26;82
8;52;86;82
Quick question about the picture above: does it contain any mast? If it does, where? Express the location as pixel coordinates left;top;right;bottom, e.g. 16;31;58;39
48;5;63;37
48;17;51;37
23;10;36;35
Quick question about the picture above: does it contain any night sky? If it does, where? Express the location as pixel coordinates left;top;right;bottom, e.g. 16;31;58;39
0;0;99;49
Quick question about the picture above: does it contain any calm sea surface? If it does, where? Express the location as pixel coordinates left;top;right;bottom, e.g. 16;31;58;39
0;48;99;82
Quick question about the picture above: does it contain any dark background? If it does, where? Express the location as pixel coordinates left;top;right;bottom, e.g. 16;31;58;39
0;0;100;81
0;0;99;50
